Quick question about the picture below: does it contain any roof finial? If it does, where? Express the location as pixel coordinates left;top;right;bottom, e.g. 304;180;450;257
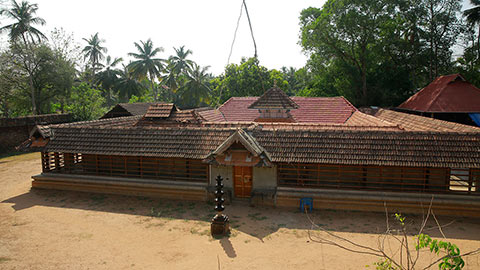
273;80;277;87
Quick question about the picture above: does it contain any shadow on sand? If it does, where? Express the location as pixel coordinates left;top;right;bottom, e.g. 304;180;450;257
2;188;480;242
219;237;237;258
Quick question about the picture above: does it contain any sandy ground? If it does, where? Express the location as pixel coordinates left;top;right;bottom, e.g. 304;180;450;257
0;152;479;270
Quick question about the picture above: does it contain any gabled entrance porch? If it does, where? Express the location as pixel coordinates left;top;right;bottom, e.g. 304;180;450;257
204;129;276;201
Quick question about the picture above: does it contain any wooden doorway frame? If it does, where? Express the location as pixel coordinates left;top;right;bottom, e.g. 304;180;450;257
233;166;253;198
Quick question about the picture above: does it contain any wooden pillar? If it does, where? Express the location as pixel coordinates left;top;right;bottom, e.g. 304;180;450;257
41;152;50;172
140;156;143;178
64;153;74;173
54;152;60;171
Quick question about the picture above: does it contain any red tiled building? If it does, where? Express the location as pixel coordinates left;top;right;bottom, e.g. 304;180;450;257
397;74;480;126
32;87;480;216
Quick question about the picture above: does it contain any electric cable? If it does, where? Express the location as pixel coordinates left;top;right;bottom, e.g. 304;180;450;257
227;0;244;65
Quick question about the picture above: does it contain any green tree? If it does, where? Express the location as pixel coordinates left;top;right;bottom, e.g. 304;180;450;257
127;39;165;101
0;0;47;114
82;32;107;77
0;50;21;117
455;26;480;87
96;55;122;106
299;0;462;107
300;0;389;106
170;45;194;75
161;46;194;93
66;83;106;121
116;64;146;103
161;60;179;93
212;57;287;105
422;0;462;81
177;63;212;108
0;0;46;44
5;43;74;115
49;27;82;69
463;0;480;68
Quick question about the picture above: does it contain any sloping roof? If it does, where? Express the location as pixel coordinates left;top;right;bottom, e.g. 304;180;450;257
136;109;203;126
120;103;155;115
248;86;298;109
29;125;51;138
197;109;225;122
290;97;357;123
210;129;268;158
144;103;177;118
344;111;399;127
375;109;480;132
51;115;142;129
251;129;480;168
47;127;236;159
101;103;154;119
208;96;357;123
254;122;402;131
398;74;480;112
46;122;480;168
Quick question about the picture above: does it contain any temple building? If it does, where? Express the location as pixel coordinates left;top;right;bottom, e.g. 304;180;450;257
32;86;480;216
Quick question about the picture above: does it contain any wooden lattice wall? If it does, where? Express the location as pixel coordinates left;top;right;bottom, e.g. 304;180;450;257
277;163;480;195
42;152;208;183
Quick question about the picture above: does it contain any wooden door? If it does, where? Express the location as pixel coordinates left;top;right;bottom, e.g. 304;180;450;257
234;166;252;198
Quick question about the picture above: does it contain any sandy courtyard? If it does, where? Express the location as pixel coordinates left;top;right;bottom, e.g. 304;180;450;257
0;152;479;269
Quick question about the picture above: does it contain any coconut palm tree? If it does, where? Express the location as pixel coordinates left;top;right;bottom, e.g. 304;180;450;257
161;59;179;92
82;32;107;76
161;46;194;93
170;45;194;74
116;64;145;102
0;0;46;44
177;63;212;108
127;39;165;101
0;0;46;115
96;55;122;106
464;0;480;57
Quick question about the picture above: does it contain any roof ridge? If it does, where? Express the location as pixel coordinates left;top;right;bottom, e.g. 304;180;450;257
340;96;358;111
248;86;299;110
376;108;480;132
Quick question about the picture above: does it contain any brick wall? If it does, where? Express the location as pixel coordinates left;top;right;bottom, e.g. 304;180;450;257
0;114;71;153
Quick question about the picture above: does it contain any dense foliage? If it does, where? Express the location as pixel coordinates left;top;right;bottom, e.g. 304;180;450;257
299;0;470;106
1;0;479;119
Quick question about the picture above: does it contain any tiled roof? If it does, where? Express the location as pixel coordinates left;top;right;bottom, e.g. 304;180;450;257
100;103;154;119
51;115;142;129
209;96;357;123
197;109;226;122
248;86;298;109
144;103;176;118
344;111;399;127
290;97;357;123
210;129;269;158
46;123;480;168
119;103;155;116
254;122;402;131
47;127;236;159
398;74;480;112
375;109;480;132
136;109;203;127
30;125;51;138
252;129;480;168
